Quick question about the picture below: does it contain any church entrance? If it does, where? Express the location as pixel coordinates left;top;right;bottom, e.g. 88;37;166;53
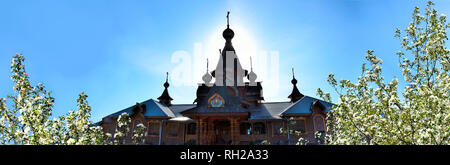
213;120;232;145
192;115;246;145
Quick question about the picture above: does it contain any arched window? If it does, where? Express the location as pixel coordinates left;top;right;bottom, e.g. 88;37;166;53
187;123;196;135
253;122;266;135
314;116;325;131
240;122;252;135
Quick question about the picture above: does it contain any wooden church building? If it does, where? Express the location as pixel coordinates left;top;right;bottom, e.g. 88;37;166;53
97;13;333;145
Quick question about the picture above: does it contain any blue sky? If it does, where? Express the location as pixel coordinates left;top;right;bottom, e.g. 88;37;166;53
1;0;449;122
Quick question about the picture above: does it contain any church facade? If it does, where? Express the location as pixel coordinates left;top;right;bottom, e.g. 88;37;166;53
98;13;333;145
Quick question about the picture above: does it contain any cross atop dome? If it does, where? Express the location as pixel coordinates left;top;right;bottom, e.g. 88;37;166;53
288;68;304;103
223;11;235;41
158;72;173;106
227;11;230;28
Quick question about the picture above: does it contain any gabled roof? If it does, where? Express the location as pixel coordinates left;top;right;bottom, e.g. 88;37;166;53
180;104;248;114
106;99;180;118
144;99;176;117
169;104;196;117
182;86;248;114
102;96;333;122
108;106;133;117
248;102;292;120
281;96;334;115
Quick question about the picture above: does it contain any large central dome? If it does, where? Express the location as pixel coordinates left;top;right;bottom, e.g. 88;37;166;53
222;28;234;40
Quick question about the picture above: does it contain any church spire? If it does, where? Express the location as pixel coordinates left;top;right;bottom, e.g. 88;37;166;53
212;11;246;87
158;72;173;106
288;68;304;103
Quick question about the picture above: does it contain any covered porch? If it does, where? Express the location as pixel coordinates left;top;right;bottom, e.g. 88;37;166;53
189;113;248;145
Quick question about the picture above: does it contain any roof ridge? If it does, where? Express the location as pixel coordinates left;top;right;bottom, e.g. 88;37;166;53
152;99;176;117
261;101;291;104
279;96;307;114
108;98;155;115
280;95;335;115
170;103;197;106
302;95;334;105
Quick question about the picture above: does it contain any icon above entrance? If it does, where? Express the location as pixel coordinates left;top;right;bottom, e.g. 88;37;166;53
208;93;225;108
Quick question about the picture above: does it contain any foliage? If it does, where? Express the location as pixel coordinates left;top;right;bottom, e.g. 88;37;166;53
132;122;147;145
260;140;270;145
113;113;131;145
317;1;449;145
278;117;310;145
2;1;448;146
314;131;325;145
295;137;309;145
0;53;143;145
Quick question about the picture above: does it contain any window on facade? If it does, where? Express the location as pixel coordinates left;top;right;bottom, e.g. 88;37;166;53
187;123;196;135
240;122;252;135
314;116;325;131
253;122;266;135
168;123;178;137
291;119;306;134
148;122;160;136
272;122;283;135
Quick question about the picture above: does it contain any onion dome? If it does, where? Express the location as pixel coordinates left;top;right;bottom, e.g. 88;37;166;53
164;80;169;88
202;59;212;85
157;72;173;106
248;70;257;83
248;57;257;85
202;72;212;84
288;68;304;103
223;28;234;40
221;11;235;53
291;75;298;85
223;11;235;40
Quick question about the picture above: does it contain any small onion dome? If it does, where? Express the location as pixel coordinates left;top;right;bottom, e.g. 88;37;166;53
202;72;212;84
291;76;298;85
223;28;234;40
164;81;170;88
248;70;257;84
248;56;257;84
288;68;304;103
291;67;298;85
223;11;234;40
158;72;173;106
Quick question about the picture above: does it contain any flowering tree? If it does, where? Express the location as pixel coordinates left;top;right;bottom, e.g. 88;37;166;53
132;122;147;145
0;53;104;144
317;1;449;145
108;112;147;145
0;53;145;145
0;54;56;144
113;112;131;145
